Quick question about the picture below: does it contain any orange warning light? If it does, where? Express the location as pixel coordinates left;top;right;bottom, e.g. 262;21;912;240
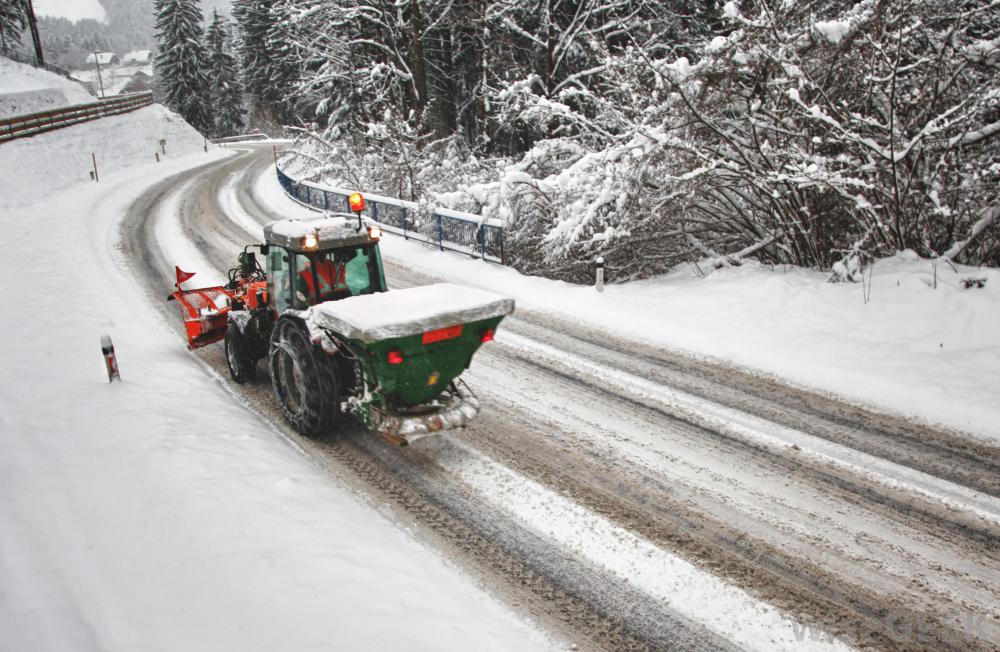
349;192;365;213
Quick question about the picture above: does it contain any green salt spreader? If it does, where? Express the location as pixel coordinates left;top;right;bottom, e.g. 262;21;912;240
170;204;513;446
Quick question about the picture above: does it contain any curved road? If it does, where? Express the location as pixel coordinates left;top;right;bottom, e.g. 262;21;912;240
119;144;1000;652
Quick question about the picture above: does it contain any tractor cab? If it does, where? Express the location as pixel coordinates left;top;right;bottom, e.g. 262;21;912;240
262;216;387;313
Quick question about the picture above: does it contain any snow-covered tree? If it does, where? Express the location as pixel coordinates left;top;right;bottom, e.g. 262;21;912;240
232;0;298;126
0;0;27;55
635;0;1000;270
205;10;245;138
154;0;213;134
272;0;1000;280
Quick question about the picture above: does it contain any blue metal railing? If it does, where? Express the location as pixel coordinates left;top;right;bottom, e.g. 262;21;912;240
276;166;505;264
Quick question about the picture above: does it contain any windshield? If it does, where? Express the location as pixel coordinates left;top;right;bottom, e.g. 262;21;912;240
294;244;385;305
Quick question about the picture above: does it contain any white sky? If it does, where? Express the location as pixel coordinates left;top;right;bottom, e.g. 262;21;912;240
31;0;107;23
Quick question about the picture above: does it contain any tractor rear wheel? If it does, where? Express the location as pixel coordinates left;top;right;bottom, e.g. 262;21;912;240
225;321;256;383
268;317;340;437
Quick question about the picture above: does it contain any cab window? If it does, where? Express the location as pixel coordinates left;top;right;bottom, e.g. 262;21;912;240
267;246;294;311
301;245;385;303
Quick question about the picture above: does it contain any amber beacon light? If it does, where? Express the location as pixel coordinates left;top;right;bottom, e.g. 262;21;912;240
349;192;366;213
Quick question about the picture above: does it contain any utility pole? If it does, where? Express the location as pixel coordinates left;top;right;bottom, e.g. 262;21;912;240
23;0;44;67
93;51;105;98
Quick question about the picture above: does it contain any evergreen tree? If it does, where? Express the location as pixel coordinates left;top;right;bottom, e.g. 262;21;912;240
0;0;27;55
232;0;297;125
154;0;213;134
205;10;245;138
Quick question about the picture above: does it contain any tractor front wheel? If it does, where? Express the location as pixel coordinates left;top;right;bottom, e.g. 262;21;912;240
225;321;256;383
268;317;340;437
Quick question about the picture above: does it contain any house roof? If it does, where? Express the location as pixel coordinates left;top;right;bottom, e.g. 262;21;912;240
122;50;151;64
85;52;117;65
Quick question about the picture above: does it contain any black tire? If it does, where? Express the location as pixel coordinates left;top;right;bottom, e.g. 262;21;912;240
268;317;340;437
225;321;256;384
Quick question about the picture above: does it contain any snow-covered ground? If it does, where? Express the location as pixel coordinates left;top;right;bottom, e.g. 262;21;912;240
0;56;95;119
257;164;1000;442
0;117;552;649
0;103;205;210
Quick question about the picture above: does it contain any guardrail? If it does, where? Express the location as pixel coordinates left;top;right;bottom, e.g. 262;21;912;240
276;166;506;264
0;92;154;144
211;132;272;144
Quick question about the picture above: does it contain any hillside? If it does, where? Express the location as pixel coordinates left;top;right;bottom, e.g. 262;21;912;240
0;56;94;118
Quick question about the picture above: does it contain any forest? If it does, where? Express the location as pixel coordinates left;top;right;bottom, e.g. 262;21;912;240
121;0;1000;280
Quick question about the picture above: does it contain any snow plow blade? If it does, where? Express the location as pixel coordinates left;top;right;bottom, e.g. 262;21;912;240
167;286;233;349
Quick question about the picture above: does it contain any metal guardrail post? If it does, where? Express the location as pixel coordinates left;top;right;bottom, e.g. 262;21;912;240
437;214;444;251
402;208;408;240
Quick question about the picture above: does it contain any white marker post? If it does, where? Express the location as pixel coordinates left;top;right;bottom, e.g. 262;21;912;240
595;256;605;292
101;334;121;382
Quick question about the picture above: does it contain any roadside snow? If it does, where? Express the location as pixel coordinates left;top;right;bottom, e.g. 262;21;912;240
255;165;1000;442
0;103;206;210
0;136;553;648
0;56;94;118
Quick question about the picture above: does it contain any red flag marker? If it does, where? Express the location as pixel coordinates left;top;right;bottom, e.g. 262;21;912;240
175;266;195;287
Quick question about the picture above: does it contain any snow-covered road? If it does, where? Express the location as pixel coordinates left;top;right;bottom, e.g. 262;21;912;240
0;144;555;652
114;143;1000;651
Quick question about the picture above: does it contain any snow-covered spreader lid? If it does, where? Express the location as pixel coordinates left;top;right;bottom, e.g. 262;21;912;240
311;283;514;343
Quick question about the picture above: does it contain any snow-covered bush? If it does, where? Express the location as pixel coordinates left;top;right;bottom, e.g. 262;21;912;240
275;0;1000;281
646;0;1000;270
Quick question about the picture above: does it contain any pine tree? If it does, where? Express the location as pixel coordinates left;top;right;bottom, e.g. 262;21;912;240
0;0;27;55
154;0;213;134
205;10;245;138
232;0;297;125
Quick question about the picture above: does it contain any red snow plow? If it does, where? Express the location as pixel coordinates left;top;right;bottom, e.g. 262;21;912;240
167;266;234;349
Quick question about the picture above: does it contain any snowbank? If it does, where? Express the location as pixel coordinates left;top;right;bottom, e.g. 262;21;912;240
0;56;95;118
0;103;207;210
255;167;1000;442
0;128;551;649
